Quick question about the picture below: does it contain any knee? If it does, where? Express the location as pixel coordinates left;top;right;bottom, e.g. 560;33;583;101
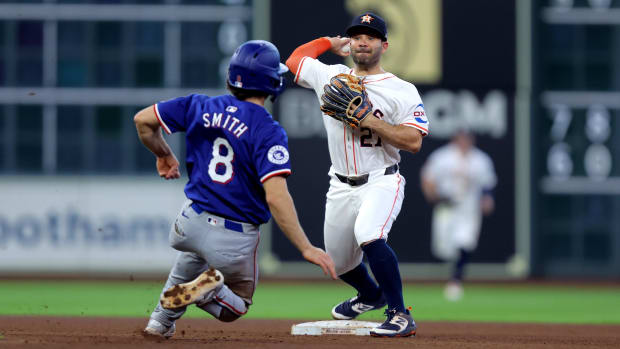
329;249;364;276
335;260;363;276
354;223;381;247
218;308;242;322
360;238;378;247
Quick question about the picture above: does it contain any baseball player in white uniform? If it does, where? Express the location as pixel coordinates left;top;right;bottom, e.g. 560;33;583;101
286;12;428;337
421;130;496;301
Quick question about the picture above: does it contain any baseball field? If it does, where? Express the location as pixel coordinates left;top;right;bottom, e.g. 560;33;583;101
0;279;619;348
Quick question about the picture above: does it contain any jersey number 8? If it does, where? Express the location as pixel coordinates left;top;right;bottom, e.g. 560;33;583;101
208;137;234;184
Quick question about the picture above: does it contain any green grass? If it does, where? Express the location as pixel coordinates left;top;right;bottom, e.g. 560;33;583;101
0;281;619;324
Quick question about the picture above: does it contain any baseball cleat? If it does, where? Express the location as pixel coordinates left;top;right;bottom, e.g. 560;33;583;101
331;293;387;320
369;308;416;338
143;319;176;339
160;268;224;309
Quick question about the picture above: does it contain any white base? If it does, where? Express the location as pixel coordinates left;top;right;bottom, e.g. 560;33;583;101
291;320;381;336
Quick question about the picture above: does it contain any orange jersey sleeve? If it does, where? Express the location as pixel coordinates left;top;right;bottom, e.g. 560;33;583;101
285;37;332;75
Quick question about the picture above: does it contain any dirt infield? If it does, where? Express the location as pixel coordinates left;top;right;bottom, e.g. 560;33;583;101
0;316;619;348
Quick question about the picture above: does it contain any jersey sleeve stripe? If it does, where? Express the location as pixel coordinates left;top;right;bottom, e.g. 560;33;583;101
401;122;429;135
260;169;292;183
154;104;172;135
379;174;402;239
294;56;308;84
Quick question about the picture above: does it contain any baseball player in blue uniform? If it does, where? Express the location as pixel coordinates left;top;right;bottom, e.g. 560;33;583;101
134;40;336;339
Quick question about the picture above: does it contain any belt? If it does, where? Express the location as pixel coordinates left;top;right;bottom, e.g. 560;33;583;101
190;203;245;233
335;164;399;187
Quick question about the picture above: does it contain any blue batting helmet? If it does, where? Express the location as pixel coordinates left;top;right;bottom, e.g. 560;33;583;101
227;40;288;100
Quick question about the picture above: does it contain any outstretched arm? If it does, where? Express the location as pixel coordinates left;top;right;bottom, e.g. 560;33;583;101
263;176;337;279
134;106;181;180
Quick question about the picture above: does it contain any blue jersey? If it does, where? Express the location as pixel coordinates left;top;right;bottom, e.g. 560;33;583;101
154;94;291;225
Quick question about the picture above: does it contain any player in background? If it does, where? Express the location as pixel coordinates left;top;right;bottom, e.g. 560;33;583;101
420;130;496;301
134;40;336;339
285;12;428;337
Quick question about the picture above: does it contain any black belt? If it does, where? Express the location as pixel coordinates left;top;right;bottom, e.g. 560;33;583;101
335;164;399;187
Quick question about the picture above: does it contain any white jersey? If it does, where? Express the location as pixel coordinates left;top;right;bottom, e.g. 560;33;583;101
421;143;496;259
295;57;429;176
422;144;496;214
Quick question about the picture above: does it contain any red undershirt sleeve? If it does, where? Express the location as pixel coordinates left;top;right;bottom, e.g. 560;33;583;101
285;37;332;75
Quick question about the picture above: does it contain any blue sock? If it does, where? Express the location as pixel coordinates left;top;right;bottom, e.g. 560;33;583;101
362;239;405;313
339;263;382;302
452;248;470;281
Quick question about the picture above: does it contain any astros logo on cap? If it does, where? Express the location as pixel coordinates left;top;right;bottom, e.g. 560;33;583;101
361;14;373;23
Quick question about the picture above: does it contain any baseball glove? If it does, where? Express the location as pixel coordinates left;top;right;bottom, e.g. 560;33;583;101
320;74;373;128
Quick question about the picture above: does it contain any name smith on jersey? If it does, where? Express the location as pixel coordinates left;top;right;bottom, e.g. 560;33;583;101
202;112;249;138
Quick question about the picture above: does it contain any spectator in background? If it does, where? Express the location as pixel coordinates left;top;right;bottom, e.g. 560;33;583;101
420;130;496;301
